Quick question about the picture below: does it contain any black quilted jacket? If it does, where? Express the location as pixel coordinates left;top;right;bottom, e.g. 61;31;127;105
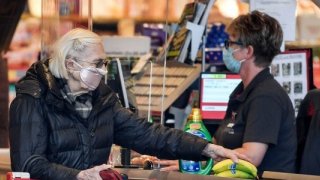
296;89;320;175
9;60;208;180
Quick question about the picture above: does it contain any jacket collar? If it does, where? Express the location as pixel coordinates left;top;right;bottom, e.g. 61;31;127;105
231;68;273;102
17;60;117;112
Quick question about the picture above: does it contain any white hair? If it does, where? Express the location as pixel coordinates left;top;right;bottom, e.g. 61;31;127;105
49;28;102;79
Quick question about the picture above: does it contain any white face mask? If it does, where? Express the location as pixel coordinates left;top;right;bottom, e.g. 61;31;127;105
72;60;107;90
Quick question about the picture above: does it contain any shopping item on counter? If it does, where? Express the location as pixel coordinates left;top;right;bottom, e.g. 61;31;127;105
213;159;257;179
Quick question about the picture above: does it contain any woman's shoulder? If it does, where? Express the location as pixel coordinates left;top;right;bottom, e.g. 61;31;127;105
251;78;292;106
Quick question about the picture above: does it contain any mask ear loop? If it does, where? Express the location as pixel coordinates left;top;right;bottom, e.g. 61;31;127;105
96;68;107;75
240;59;246;63
71;59;84;69
231;48;241;53
239;46;249;64
232;48;247;63
72;59;107;75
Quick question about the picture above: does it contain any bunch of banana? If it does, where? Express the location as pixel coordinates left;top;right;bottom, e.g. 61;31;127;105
212;159;257;179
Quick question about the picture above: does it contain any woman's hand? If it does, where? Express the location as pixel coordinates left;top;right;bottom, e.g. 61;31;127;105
155;159;179;171
77;164;111;180
202;144;249;163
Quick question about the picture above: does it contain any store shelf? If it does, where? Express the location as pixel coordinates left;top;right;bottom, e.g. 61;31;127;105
286;41;320;48
41;14;179;24
44;14;89;23
8;69;27;83
134;17;178;24
134;62;202;113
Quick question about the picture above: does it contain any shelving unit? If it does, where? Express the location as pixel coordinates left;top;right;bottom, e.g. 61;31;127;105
134;62;202;113
8;69;28;83
8;69;27;106
286;41;320;49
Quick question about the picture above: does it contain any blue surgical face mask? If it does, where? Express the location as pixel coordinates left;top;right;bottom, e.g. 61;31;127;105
223;47;246;73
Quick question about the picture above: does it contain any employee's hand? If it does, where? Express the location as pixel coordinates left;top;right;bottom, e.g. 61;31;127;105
202;144;249;163
155;144;249;172
77;164;111;180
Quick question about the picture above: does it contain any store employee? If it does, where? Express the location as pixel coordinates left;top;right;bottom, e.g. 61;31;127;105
158;11;297;176
9;28;246;180
215;10;297;174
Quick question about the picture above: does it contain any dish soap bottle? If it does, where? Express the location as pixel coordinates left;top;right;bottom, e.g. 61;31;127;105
179;108;213;175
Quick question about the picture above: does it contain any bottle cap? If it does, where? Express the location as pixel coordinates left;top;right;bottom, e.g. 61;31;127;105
189;108;202;122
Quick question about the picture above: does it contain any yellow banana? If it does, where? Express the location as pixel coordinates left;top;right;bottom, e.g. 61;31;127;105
215;170;255;179
212;159;257;177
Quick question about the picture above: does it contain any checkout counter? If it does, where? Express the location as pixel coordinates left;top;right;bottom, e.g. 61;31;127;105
114;168;320;180
0;148;320;180
1;149;320;180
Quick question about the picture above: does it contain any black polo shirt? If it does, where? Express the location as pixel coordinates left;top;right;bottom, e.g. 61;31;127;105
215;68;297;175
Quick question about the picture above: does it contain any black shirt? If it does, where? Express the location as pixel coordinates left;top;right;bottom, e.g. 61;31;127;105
215;68;297;175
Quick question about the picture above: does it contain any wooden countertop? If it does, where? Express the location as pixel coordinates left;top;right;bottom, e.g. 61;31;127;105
115;168;320;180
115;168;246;180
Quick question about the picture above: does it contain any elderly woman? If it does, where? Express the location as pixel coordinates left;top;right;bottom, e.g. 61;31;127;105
9;28;245;180
159;10;297;176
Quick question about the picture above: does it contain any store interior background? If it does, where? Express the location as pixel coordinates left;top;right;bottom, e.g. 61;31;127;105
1;0;320;156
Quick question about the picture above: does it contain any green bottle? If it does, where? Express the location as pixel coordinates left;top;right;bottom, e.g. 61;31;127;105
179;108;213;175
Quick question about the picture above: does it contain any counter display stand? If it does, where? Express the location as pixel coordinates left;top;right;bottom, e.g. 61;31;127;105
134;61;201;114
134;0;216;117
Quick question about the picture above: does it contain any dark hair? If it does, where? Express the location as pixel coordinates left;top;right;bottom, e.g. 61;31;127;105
227;10;283;68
